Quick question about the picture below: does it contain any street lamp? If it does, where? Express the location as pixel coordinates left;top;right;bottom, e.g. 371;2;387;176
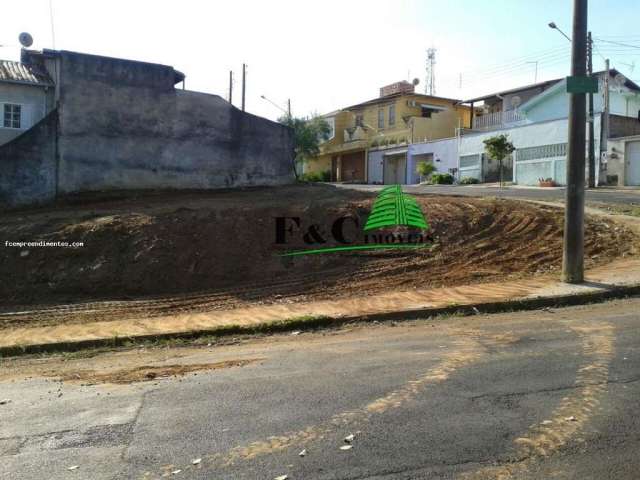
548;22;572;42
260;95;291;118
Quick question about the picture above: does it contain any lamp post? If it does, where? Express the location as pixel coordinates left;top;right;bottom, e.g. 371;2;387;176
260;95;291;118
548;20;596;188
548;22;572;42
560;0;588;284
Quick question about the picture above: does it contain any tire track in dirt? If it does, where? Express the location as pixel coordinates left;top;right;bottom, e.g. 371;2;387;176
1;192;636;330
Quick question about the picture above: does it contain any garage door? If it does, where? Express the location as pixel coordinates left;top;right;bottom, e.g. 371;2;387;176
626;141;640;186
341;151;366;182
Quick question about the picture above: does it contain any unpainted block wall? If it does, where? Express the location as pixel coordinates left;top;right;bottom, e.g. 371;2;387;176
55;51;294;193
0;111;57;207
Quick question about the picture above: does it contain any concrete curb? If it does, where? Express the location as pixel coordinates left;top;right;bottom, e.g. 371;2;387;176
2;283;640;358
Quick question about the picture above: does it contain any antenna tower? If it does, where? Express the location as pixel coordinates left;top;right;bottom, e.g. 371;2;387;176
425;48;436;95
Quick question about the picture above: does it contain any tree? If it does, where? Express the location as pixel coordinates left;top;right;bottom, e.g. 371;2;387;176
278;115;332;180
483;134;515;188
416;161;436;183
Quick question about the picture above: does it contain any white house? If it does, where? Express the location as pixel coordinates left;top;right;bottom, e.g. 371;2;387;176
457;69;640;186
0;59;55;146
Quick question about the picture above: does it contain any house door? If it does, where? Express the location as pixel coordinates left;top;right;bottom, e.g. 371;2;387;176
383;154;407;184
625;141;640;186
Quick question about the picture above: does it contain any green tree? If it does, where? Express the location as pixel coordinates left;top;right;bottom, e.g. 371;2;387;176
416;161;436;183
483;134;515;188
278;115;332;180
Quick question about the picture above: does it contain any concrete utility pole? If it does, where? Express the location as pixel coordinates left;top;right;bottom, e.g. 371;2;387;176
562;0;588;284
587;32;596;188
602;58;611;154
241;63;247;112
287;98;291;118
228;70;233;104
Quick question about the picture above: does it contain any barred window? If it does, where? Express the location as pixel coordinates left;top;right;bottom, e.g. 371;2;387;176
3;103;21;129
517;143;567;162
460;154;481;168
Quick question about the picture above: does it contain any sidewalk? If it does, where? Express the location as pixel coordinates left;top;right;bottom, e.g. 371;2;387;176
2;256;640;356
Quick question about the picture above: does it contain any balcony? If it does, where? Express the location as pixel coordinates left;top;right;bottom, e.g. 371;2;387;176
473;109;526;131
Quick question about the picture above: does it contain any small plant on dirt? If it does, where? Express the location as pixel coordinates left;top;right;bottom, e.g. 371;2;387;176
460;176;480;185
416;161;437;183
431;173;454;185
483;134;515;188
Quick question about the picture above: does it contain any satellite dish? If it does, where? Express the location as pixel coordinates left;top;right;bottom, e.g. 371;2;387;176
511;95;522;108
412;78;420;86
18;32;33;48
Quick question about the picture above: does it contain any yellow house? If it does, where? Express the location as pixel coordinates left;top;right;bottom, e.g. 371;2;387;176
306;81;471;183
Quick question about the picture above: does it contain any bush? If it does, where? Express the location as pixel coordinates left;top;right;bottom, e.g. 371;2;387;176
431;173;454;185
416;161;436;178
301;170;331;182
459;177;479;185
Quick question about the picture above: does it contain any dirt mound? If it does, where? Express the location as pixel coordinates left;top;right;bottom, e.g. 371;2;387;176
0;184;636;326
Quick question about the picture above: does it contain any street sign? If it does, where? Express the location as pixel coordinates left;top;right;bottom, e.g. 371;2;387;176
566;75;599;94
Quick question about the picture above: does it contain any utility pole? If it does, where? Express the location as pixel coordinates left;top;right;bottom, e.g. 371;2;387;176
241;63;247;112
287;98;291;118
228;70;233;104
587;32;596;188
602;58;611;156
562;0;588;284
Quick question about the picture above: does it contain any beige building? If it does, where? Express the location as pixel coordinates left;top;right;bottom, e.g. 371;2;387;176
306;81;470;183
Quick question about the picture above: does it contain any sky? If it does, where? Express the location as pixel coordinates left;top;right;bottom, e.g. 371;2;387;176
1;0;639;121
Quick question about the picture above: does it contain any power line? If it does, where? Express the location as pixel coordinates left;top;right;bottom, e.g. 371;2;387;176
594;38;640;50
457;45;568;77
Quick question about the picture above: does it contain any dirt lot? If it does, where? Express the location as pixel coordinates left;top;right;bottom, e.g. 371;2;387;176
0;184;636;328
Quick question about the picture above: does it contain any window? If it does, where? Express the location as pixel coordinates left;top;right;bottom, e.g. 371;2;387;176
388;104;396;126
355;114;364;127
3;103;21;129
516;143;567;162
378;108;384;129
421;107;432;118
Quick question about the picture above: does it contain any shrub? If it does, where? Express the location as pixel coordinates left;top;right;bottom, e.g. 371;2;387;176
416;162;436;179
460;177;479;185
431;173;454;185
301;171;328;182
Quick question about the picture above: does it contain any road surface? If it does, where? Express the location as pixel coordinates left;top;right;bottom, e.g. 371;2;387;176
1;299;639;479
335;183;640;206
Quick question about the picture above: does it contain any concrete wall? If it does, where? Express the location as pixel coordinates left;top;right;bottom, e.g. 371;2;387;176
610;114;640;139
460;115;601;186
0;110;57;207
51;51;294;194
0;82;54;145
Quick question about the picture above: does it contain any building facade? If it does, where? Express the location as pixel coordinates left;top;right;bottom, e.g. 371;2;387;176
457;70;640;186
306;81;470;184
0;49;294;208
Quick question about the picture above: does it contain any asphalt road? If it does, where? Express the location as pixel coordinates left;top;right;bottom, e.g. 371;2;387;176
334;183;640;205
1;299;640;479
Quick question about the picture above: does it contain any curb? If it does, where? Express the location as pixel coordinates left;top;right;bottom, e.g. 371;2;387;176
2;283;640;358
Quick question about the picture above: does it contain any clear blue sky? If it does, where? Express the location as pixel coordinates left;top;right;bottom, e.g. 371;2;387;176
1;0;638;120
